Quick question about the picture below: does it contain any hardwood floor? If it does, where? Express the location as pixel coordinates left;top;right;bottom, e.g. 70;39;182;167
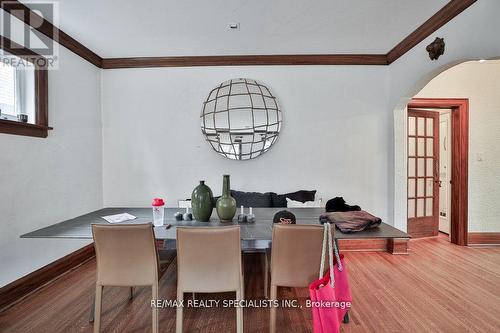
0;236;499;332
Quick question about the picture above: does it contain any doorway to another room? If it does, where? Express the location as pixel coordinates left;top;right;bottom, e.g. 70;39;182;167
406;99;469;246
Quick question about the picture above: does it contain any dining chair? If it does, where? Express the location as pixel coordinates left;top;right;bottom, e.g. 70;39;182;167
176;226;244;333
91;223;167;333
268;224;325;333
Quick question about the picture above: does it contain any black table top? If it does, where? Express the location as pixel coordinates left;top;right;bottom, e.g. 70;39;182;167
21;207;409;250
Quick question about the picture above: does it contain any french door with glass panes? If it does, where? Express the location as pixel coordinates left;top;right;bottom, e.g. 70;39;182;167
407;109;440;238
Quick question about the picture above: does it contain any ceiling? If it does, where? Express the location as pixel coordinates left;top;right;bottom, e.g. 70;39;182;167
22;0;449;58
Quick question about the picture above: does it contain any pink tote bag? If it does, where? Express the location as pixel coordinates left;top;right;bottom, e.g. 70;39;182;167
309;223;352;333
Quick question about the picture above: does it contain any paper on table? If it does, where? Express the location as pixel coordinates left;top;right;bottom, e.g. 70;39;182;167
102;213;137;223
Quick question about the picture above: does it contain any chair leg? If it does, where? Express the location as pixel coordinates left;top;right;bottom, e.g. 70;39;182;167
176;291;183;333
269;285;277;333
129;287;134;300
152;284;159;333
264;251;269;299
93;285;103;333
89;294;95;323
236;288;243;333
343;311;350;323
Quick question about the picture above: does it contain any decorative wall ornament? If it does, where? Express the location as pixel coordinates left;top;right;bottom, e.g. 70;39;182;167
201;78;282;160
426;37;445;60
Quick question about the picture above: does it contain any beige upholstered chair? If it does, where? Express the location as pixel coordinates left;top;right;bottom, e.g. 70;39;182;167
91;223;165;333
176;226;244;333
269;224;325;333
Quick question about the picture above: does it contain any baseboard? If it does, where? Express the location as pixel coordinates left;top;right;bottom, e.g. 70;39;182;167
468;232;500;246
0;243;95;313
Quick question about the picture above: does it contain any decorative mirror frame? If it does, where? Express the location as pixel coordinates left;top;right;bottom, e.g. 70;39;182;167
200;78;282;160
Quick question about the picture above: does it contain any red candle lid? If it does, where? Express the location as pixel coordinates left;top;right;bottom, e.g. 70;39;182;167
152;198;165;206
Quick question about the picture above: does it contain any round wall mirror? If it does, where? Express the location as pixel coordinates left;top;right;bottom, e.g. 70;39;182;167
200;78;282;160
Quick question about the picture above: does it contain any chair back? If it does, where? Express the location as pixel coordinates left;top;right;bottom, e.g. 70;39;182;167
92;223;159;286
176;226;242;292
271;224;325;287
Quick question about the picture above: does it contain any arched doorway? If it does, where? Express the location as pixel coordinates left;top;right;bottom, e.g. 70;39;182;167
394;59;500;246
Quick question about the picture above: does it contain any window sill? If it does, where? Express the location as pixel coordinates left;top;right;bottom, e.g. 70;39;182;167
0;119;53;138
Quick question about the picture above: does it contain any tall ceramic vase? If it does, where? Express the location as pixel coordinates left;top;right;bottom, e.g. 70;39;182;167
191;180;214;222
216;175;236;222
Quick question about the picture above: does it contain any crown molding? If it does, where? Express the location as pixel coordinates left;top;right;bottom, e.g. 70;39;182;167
101;54;388;68
0;0;102;67
387;0;477;64
1;0;478;68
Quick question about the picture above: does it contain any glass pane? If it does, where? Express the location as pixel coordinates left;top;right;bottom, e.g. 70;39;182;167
426;138;434;157
417;118;425;136
408;158;415;177
417;178;425;197
408;179;416;198
408;117;416;135
426;178;433;196
417;138;425;156
426;198;433;216
426;158;434;177
426;118;434;136
408;199;415;218
408;137;416;156
417;158;425;177
417;199;425;217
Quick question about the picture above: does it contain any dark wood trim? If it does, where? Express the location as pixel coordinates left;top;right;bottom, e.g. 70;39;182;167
0;0;479;68
0;35;51;138
0;0;102;67
408;98;469;246
35;69;49;128
102;54;388;69
387;0;478;64
0;119;51;138
468;232;500;246
0;244;95;313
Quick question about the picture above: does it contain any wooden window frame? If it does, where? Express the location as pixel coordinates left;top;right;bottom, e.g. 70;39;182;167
0;35;51;138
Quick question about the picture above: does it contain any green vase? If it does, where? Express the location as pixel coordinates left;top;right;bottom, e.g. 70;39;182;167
216;175;236;222
191;181;214;222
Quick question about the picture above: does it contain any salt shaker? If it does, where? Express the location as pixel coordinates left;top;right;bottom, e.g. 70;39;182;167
237;205;247;223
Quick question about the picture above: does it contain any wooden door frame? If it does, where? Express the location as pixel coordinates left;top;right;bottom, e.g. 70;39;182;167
408;98;469;246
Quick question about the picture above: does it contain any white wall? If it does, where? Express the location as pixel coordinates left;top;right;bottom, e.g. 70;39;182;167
414;61;500;232
0;46;102;287
102;66;391;220
1;0;500;288
389;0;500;232
102;0;500;237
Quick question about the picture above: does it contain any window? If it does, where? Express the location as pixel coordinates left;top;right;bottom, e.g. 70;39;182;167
0;64;35;122
0;41;49;138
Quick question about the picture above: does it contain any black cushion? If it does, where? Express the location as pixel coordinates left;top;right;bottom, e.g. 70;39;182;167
325;197;361;212
230;190;273;208
271;190;317;208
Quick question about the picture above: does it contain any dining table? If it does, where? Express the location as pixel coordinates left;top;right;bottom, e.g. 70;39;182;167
21;207;410;252
21;207;410;325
